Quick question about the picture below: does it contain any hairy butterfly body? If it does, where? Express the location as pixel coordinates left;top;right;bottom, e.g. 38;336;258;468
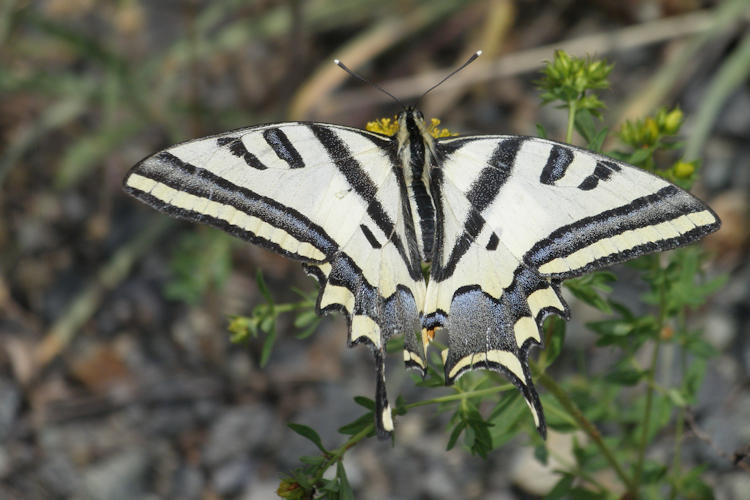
124;104;720;438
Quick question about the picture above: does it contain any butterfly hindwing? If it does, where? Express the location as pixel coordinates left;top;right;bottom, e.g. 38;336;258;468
426;135;720;435
124;122;427;436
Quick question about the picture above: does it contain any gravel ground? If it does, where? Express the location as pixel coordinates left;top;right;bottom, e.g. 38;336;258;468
1;2;749;499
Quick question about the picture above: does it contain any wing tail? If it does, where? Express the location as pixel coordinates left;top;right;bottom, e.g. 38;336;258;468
305;252;423;437
435;268;567;437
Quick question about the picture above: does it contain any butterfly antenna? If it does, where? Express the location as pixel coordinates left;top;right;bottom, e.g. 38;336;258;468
421;50;482;99
334;59;404;107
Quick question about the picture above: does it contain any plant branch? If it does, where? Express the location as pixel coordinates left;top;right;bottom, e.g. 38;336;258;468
635;261;667;488
314;423;374;486
566;100;577;143
532;361;636;493
404;383;514;410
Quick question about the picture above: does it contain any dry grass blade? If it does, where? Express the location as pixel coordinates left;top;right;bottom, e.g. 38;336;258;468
289;1;465;119
32;218;174;378
322;7;750;118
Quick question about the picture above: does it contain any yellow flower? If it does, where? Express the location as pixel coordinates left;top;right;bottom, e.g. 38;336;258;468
365;116;457;138
427;118;458;138
366;116;399;136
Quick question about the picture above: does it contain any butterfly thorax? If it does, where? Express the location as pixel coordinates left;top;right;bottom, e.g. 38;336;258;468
396;107;437;262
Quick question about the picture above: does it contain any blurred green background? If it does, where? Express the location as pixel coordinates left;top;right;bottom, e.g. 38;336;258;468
1;1;749;499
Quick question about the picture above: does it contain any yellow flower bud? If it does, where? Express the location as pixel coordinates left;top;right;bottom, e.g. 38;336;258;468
673;161;695;179
277;479;304;499
663;108;683;134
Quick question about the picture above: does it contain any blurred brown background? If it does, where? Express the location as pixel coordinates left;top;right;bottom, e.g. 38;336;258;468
1;0;749;498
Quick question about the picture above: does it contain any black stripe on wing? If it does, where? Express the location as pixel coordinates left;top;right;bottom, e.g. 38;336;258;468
217;137;268;170
263;128;305;169
524;185;721;278
539;144;574;185
310;124;422;281
431;137;523;281
124;152;337;261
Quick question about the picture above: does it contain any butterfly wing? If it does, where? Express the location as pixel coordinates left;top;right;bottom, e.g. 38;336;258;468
426;135;720;436
123;122;427;436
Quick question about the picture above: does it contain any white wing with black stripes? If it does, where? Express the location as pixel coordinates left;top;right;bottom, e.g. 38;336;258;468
425;135;720;436
123;122;427;436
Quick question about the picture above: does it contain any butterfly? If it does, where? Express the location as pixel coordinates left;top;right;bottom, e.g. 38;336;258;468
123;56;720;439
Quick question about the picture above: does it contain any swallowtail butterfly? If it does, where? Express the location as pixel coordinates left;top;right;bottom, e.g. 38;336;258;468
123;54;720;438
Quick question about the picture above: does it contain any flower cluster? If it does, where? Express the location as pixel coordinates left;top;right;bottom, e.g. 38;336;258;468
536;50;613;116
619;107;684;148
366;116;456;138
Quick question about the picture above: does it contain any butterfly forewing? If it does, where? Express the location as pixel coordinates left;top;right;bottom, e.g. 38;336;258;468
124;122;427;436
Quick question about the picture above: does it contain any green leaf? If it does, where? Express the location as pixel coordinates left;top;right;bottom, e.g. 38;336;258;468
464;408;494;458
336;461;354;500
446;422;466;451
604;366;644;386
627;146;653;166
386;335;404;353
287;423;328;454
574;108;598;145
666;388;687;407
256;269;274;304
545;475;574;499
295;321;320;340
641;460;668;484
353;396;375;410
338;413;373;436
565;272;616;312
684;335;718;358
259;325;277;367
683;357;707;402
294;310;318;328
539;395;578;432
298;455;325;466
588;127;609;153
542;317;566;365
536;123;548;139
676;465;714;500
534;443;548;465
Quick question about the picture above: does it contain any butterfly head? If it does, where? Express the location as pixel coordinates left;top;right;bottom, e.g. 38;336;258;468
396;106;431;145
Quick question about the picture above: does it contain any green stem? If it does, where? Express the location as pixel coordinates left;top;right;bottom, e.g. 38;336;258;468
269;299;315;314
547;446;607;493
405;383;513;410
532;362;636;493
635;261;667;489
634;338;661;488
668;406;686;500
668;309;689;499
566;100;577;143
314;423;374;486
